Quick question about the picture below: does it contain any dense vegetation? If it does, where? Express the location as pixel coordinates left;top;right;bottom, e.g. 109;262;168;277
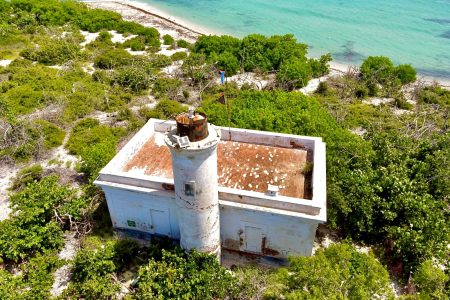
0;0;448;299
192;34;331;88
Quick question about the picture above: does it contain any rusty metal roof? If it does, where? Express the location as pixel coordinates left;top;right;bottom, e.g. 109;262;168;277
123;134;311;199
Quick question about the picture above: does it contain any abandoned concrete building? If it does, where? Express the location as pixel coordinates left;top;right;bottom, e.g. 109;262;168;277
94;112;326;263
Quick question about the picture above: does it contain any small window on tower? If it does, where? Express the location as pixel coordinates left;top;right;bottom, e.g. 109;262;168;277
184;181;195;197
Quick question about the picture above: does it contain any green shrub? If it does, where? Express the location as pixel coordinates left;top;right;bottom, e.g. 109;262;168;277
394;64;417;84
176;39;191;49
139;99;186;120
418;86;450;108
20;36;81;65
315;81;330;96
216;51;240;76
360;56;395;85
170;51;187;61
162;34;175;46
264;243;394;299
63;242;120;299
181;53;212;84
134;249;238;299
0;176;73;261
78;140;117;182
355;84;369;98
122;36;146;51
94;48;133;69
412;260;448;299
148;53;172;68
65;118;124;155
10;164;43;191
114;65;153;92
35;119;65;148
152;77;182;99
394;97;413;110
308;53;332;78
277;58;311;90
0;251;62;300
97;30;113;45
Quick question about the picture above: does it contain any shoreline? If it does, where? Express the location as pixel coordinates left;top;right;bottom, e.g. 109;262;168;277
84;0;450;87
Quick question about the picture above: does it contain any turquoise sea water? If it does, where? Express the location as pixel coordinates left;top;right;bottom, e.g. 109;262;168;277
139;0;450;79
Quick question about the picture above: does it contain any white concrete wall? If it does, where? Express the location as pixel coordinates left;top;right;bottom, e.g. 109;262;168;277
101;185;180;239
220;201;318;257
99;183;318;259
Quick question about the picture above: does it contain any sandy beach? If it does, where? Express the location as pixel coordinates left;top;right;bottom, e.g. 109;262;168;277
84;0;221;43
84;0;450;88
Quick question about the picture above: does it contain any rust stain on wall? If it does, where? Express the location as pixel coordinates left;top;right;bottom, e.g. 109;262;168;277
261;237;280;256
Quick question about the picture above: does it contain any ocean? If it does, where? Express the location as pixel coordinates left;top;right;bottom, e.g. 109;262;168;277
138;0;450;80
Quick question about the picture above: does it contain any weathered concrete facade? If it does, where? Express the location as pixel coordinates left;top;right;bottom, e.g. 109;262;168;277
95;118;326;262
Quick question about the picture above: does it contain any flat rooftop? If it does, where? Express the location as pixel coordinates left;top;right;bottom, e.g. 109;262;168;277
123;131;311;199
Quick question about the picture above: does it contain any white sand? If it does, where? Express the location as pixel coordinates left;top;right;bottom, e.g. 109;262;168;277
300;75;328;94
158;45;189;56
0;59;12;67
108;30;136;43
85;1;208;43
79;30;99;47
220;72;272;90
0;166;16;221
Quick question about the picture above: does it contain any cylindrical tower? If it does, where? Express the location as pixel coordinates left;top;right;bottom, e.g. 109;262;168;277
165;110;221;259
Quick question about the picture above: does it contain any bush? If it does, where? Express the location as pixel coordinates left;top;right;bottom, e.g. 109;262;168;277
308;53;332;78
94;48;133;69
139;99;186;120
97;31;113;45
277;58;311;90
35;119;65;148
412;260;448;299
176;39;191;49
20;36;81;65
78;140;117;182
152;77;182;99
122;36;146;51
10;164;43;191
170;51;187;61
65;118;124;155
0;251;62;300
133;249;238;299
162;34;174;46
360;56;395;85
418;86;450;108
394;97;413;110
148;53;172;68
216;51;240;76
114;65;153;92
264;244;394;299
62;240;126;299
0;176;73;261
394;64;417;84
181;53;212;84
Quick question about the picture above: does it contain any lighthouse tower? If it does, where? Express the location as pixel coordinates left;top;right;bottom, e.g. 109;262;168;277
165;110;222;259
